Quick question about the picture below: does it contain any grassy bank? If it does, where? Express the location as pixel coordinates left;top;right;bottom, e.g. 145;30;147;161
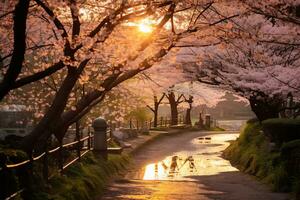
10;153;130;200
46;153;130;200
223;121;300;198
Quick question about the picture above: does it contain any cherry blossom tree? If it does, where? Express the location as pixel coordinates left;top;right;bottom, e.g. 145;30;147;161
0;0;251;152
146;94;165;127
1;0;182;151
183;95;193;125
185;17;300;120
151;1;299;121
165;89;184;125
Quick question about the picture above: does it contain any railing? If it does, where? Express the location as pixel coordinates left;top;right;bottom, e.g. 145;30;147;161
1;128;94;172
127;116;186;130
1;124;114;200
2;114;195;199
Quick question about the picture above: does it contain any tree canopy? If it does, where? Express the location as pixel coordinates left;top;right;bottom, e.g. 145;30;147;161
0;0;299;151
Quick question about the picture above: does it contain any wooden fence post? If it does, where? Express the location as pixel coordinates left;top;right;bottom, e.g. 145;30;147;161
21;153;34;198
43;144;49;182
75;121;81;162
0;154;9;199
88;127;92;150
59;141;64;173
129;119;132;129
109;125;113;140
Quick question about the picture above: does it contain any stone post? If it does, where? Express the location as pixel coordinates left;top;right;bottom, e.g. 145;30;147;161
198;113;204;128
92;117;108;160
205;114;211;128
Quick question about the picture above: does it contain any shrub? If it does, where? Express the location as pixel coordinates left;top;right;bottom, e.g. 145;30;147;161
280;140;300;180
262;118;300;146
281;139;300;154
246;118;259;124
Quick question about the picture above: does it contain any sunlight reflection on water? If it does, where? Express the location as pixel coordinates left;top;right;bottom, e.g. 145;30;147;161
142;134;239;181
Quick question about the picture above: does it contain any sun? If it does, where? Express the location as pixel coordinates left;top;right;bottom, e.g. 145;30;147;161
125;18;155;33
138;23;153;33
137;18;154;33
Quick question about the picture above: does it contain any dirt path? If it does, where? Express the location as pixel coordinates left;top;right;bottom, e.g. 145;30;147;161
99;131;289;200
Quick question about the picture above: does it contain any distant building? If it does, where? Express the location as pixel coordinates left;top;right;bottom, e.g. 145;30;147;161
0;105;33;139
195;93;255;120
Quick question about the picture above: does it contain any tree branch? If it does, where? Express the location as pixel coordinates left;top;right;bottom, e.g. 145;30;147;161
70;0;80;40
34;0;72;55
146;105;155;112
176;94;184;104
158;93;165;104
12;61;65;89
0;0;30;100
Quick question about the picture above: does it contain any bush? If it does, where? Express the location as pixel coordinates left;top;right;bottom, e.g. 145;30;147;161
281;139;300;154
246;118;259;124
280;140;300;180
262;118;300;146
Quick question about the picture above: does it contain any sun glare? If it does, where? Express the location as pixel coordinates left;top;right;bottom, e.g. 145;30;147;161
124;18;155;33
139;23;153;33
137;18;154;33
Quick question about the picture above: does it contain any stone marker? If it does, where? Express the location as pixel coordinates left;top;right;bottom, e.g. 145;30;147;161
92;117;108;159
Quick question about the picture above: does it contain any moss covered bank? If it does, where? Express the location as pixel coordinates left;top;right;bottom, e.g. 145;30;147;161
223;120;300;199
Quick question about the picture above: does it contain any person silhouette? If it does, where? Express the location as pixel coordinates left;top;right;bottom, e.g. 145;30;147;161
154;163;158;179
187;156;196;172
168;156;179;177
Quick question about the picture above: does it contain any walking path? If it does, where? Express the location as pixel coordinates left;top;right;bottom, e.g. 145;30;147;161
99;130;290;200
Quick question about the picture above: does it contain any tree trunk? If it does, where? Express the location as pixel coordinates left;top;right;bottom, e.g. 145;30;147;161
185;96;193;125
249;96;281;122
153;105;158;128
185;108;192;125
147;94;165;128
168;92;178;125
21;38;173;152
21;62;87;152
170;104;178;125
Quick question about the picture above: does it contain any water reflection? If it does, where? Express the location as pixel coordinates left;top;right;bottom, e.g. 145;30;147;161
143;134;239;181
198;137;211;144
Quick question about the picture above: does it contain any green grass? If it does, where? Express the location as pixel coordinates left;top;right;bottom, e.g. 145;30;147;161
150;127;169;131
223;121;299;196
28;153;131;200
207;126;225;131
